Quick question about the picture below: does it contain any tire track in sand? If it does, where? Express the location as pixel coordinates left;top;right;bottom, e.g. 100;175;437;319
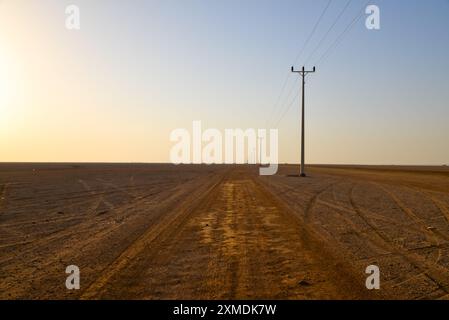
349;183;449;295
0;183;9;211
80;171;229;299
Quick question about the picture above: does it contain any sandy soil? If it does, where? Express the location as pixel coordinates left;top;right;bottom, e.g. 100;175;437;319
1;163;449;299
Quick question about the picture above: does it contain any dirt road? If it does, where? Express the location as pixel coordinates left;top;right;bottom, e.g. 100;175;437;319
82;167;372;299
1;164;449;299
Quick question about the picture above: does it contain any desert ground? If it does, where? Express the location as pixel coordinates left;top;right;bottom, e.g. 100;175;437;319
1;163;449;300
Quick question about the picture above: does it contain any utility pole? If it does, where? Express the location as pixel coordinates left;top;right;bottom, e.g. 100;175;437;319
291;66;316;177
258;137;262;165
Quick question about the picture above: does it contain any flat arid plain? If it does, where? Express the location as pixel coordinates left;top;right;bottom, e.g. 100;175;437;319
1;163;449;300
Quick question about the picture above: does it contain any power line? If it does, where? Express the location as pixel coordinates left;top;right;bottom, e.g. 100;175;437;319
265;0;332;129
271;77;299;125
265;72;291;129
270;0;376;156
292;0;332;64
271;83;300;130
314;0;371;66
304;0;353;66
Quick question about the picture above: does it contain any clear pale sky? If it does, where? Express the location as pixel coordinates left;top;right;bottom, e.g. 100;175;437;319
1;0;448;164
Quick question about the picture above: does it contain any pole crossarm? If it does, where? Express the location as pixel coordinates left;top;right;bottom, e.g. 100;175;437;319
291;66;316;76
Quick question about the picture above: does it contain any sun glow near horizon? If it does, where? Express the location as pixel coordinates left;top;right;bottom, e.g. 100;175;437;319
0;42;24;131
0;1;448;165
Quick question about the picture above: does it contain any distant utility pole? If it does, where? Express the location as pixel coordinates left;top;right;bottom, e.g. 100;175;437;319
291;66;316;177
258;137;262;165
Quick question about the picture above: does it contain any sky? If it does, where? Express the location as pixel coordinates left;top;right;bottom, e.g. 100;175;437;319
0;0;448;164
